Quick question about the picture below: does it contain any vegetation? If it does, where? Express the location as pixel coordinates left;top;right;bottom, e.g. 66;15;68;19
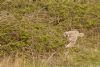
0;0;100;67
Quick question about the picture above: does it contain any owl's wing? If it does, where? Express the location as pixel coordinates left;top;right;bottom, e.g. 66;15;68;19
79;33;84;37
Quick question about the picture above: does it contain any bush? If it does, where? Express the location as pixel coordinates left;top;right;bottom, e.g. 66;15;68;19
0;0;100;57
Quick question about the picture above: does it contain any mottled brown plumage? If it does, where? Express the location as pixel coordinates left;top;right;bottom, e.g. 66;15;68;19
63;29;84;48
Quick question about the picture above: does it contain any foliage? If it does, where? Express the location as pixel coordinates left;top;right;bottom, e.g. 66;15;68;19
0;0;100;66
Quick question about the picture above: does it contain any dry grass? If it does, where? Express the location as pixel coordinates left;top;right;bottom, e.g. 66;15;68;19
0;53;67;67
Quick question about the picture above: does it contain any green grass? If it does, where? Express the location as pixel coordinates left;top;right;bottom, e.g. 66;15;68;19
0;0;100;67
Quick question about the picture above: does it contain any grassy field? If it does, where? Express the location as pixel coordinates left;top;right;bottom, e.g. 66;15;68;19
0;0;100;67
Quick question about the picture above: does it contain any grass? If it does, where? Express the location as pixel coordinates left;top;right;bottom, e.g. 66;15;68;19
0;0;100;67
